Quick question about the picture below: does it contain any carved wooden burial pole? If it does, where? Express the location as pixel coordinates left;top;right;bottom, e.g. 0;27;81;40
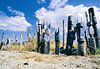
60;20;66;54
11;34;14;44
37;21;51;54
15;35;18;50
37;21;41;52
47;24;51;53
6;37;11;50
85;9;96;54
27;29;32;49
5;35;7;50
45;23;51;54
75;19;86;56
88;7;100;48
33;32;36;51
15;36;18;44
40;23;46;53
0;32;5;50
66;15;75;55
55;28;60;54
63;20;65;49
41;23;51;54
20;32;23;50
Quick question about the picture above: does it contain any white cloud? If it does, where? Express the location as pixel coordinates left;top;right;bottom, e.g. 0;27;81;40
0;7;31;32
48;0;68;9
37;0;45;4
7;6;24;17
35;5;88;32
35;0;100;41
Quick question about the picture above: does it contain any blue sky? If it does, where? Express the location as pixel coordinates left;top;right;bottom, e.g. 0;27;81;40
0;0;100;43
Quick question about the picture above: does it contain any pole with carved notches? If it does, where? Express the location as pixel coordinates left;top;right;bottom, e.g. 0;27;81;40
85;8;96;54
66;15;75;55
88;7;100;48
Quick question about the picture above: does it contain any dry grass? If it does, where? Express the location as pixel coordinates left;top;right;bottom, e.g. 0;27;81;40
50;40;66;51
5;37;88;52
73;42;87;48
6;37;37;52
13;51;61;64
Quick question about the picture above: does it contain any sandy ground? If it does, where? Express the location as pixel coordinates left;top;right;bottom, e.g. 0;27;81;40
0;51;100;69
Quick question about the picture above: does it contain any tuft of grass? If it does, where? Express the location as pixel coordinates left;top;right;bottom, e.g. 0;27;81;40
34;57;43;62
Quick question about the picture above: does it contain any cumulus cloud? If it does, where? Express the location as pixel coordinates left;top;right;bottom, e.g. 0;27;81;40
0;7;31;32
35;0;100;41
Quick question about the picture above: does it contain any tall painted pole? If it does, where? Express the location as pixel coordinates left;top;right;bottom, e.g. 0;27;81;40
63;20;65;49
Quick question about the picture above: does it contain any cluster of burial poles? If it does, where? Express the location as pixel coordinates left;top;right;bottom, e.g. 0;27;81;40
0;7;100;56
0;31;35;51
36;7;100;56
